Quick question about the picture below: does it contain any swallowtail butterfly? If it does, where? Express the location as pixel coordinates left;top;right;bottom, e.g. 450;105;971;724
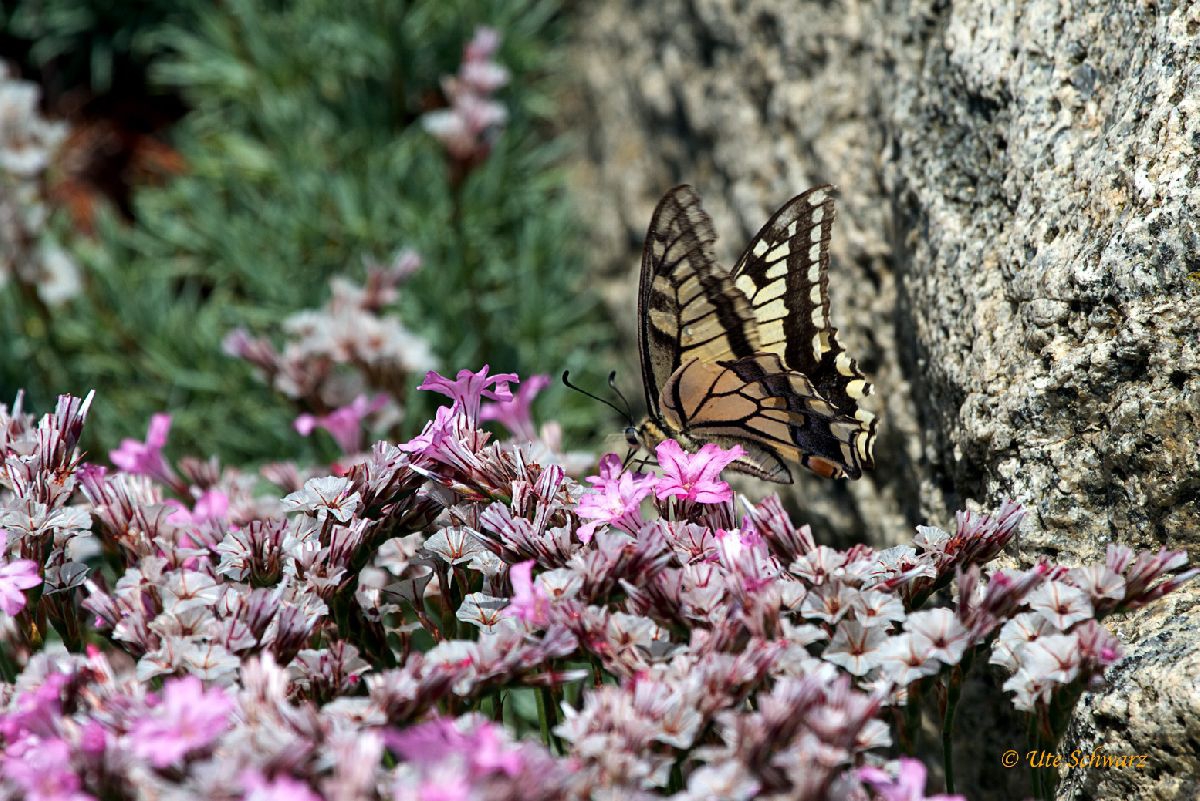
628;184;877;482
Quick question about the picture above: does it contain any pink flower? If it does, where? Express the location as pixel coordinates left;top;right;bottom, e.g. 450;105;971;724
464;27;501;63
859;758;965;801
585;453;625;490
109;413;174;482
654;440;744;504
480;373;549;441
128;675;235;767
166;489;230;527
1;737;93;801
415;775;471;801
385;717;522;779
79;721;107;757
418;366;518;427
575;458;656;542
506;561;550;627
422;27;510;164
295;393;389;454
400;403;461;458
0;673;69;741
0;556;42;616
242;771;324;801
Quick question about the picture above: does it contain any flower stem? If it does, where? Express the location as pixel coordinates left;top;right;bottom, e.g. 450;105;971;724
535;683;554;750
941;649;974;794
1027;712;1044;800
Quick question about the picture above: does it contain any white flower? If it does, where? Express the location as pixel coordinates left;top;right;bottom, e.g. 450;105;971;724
906;608;971;665
282;476;361;522
1027;580;1094;629
799;580;854;624
822;620;887;676
160;570;222;615
1003;668;1055;711
990;611;1055;671
851;588;907;628
913;524;951;553
679;761;760;801
877;633;941;685
456;592;516;634
1067;565;1126;604
424;526;487;565
1021;633;1081;684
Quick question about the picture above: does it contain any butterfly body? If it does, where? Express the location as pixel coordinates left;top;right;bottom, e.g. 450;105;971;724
634;185;877;483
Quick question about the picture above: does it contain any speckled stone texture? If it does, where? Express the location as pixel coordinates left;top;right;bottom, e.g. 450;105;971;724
565;0;1200;799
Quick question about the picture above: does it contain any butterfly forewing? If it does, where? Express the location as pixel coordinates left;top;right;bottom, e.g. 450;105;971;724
729;186;878;470
638;186;760;419
636;184;877;482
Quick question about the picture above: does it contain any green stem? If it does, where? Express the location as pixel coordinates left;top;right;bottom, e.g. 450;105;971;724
539;684;562;754
535;684;553;749
941;649;974;795
902;681;923;756
0;646;17;683
1027;712;1044;801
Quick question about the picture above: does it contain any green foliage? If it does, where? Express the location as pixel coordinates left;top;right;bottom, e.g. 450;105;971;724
1;0;613;464
1;0;196;94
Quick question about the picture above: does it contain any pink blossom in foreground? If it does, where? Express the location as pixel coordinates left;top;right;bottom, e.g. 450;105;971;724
418;366;517;427
575;457;656;542
242;771;325;801
480;373;549;441
0;555;42;615
128;675;235;767
295;393;389;454
654;440;744;504
109;413;174;482
505;561;551;627
1;737;93;801
583;453;627;495
400;403;461;459
858;758;965;801
0;672;69;741
385;716;523;779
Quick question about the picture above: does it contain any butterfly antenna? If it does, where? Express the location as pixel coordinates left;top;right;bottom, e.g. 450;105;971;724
562;371;636;428
606;371;636;424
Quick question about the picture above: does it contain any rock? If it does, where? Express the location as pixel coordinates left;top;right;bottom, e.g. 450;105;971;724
563;0;1200;798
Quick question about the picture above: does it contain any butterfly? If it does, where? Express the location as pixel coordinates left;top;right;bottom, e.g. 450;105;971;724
627;184;877;482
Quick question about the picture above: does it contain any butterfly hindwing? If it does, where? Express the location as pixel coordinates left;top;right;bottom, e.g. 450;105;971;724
659;355;869;480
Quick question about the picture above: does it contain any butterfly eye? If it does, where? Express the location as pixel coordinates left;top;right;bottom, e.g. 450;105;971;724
624;426;640;447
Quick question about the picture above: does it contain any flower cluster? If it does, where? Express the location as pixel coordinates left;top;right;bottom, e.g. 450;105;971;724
421;27;510;165
1;378;1195;801
0;62;81;306
223;249;435;456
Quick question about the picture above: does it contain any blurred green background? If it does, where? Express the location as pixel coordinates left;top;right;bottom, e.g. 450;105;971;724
0;0;612;464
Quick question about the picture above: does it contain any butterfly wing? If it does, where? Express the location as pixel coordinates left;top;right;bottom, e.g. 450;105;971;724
660;354;869;481
728;186;877;475
637;186;760;421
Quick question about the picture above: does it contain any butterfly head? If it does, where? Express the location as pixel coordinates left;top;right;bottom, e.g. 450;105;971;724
630;416;677;453
624;424;641;449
